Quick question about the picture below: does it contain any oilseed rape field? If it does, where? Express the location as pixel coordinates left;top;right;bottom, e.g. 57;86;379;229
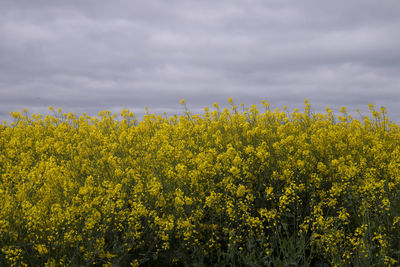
1;99;400;266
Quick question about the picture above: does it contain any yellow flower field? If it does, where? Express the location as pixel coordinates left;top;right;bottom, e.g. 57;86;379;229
0;100;399;266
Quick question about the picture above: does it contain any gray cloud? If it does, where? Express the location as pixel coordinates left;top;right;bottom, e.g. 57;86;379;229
1;0;399;122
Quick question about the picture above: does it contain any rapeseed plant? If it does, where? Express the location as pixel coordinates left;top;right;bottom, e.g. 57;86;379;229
0;100;399;266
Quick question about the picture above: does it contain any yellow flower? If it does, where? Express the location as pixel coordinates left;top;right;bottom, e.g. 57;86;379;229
34;244;48;255
236;185;247;198
1;101;399;266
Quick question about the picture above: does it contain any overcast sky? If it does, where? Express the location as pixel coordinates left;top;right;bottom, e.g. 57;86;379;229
1;0;400;123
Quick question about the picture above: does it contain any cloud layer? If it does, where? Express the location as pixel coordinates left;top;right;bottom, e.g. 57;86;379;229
1;0;400;122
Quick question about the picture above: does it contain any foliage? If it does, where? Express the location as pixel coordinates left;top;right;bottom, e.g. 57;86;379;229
0;100;399;266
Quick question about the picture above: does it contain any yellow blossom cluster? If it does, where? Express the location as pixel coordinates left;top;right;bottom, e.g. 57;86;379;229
0;100;399;266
